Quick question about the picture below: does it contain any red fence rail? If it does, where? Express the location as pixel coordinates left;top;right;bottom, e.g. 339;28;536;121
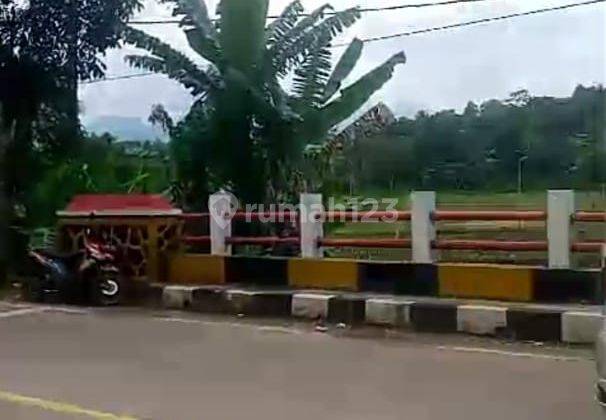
432;239;547;252
183;236;211;245
180;213;210;221
319;238;412;249
179;210;604;223
318;239;603;253
574;211;606;223
231;211;298;221
321;211;412;221
432;210;547;221
225;237;299;246
180;210;605;255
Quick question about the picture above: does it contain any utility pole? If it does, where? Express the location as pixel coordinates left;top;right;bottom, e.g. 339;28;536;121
516;150;528;194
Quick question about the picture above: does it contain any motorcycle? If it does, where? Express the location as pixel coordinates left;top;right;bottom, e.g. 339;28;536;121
25;235;122;306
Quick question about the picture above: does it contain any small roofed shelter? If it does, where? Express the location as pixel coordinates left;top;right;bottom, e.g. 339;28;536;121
56;194;183;283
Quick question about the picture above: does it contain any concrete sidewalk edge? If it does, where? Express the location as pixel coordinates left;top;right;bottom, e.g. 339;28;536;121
136;283;605;345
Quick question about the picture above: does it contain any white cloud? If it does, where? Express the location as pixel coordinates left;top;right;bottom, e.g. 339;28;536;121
80;0;606;126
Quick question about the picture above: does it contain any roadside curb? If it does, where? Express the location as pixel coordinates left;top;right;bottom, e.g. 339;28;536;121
137;284;605;344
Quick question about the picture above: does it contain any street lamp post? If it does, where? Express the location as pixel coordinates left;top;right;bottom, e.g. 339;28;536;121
516;151;528;195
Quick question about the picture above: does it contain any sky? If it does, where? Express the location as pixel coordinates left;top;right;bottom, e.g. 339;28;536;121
79;0;606;129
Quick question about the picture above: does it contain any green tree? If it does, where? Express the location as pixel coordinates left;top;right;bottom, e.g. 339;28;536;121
26;132;172;226
0;0;143;229
0;37;62;284
356;85;605;193
124;0;406;205
1;0;143;145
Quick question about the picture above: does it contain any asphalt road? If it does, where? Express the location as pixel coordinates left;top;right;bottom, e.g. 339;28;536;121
0;302;602;420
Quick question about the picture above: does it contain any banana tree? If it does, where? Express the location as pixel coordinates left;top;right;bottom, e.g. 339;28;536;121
124;0;406;203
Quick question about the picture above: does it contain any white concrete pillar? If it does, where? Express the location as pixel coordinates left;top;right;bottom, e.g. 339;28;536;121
300;193;324;258
209;192;233;256
411;191;436;264
547;190;575;269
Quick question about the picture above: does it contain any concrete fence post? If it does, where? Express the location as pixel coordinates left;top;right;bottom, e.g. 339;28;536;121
300;193;324;258
601;245;606;314
209;192;232;256
411;191;436;264
547;190;575;269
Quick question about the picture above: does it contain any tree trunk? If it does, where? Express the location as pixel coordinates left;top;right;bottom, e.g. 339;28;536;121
53;0;81;149
0;115;12;287
0;184;7;288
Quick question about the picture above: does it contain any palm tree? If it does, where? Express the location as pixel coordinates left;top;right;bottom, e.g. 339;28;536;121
124;0;406;203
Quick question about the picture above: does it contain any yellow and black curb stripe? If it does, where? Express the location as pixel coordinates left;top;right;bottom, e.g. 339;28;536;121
165;254;603;304
141;284;604;344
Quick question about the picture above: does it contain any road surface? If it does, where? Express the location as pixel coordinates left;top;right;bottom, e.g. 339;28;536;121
0;302;602;420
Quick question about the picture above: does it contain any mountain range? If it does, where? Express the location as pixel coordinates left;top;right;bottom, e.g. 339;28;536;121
84;115;167;141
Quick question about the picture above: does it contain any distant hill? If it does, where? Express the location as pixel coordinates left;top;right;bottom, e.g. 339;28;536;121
84;116;167;141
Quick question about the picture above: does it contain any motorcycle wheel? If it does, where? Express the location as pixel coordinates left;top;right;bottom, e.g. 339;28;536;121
90;274;122;306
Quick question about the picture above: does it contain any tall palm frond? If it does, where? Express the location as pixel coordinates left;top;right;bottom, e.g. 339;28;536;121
270;6;360;76
281;3;333;43
165;0;216;35
305;51;407;143
266;0;304;47
321;38;363;104
161;0;222;65
124;27;219;95
291;45;332;109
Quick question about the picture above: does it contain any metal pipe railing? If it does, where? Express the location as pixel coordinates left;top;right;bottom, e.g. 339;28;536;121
320;211;411;221
183;236;211;245
319;238;412;249
180;213;210;221
318;238;604;253
432;210;547;221
574;211;606;223
231;211;298;221
433;239;547;252
185;191;606;266
225;237;299;246
181;210;604;222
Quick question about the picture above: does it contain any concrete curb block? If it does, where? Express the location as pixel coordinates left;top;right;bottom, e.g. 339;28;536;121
190;286;228;313
327;296;366;325
506;307;563;342
562;311;605;344
143;285;604;344
291;293;335;319
225;290;292;317
411;302;458;333
457;305;507;336
162;286;197;309
365;299;413;327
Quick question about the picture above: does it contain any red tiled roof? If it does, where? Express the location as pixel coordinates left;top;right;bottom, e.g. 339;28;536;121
65;194;175;213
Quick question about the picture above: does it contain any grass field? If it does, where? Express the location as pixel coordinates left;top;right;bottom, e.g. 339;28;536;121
326;190;605;267
332;190;606;210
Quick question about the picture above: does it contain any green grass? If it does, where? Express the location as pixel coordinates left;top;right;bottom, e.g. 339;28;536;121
332;189;605;211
